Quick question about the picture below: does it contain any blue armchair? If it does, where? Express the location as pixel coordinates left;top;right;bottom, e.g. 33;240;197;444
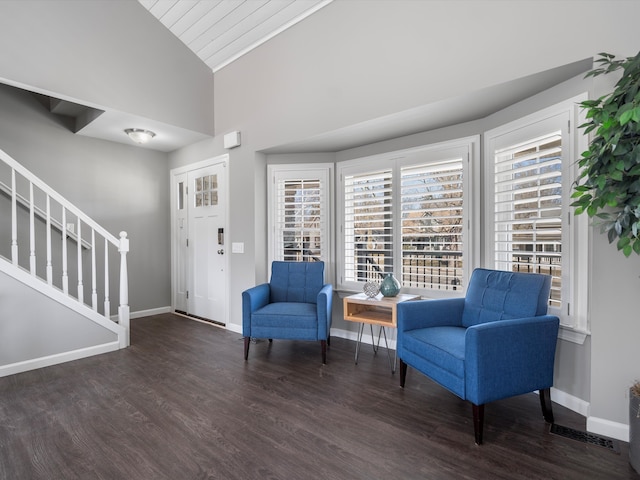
397;268;559;444
242;261;333;364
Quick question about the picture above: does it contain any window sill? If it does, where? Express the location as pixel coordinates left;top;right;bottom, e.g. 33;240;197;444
558;325;590;345
337;292;590;345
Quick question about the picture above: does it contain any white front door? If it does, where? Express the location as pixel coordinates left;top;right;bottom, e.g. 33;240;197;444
171;158;227;325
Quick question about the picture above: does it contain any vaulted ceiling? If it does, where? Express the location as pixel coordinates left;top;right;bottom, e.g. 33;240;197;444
138;0;333;72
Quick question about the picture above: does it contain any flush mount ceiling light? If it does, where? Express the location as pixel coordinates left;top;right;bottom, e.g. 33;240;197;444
124;128;156;144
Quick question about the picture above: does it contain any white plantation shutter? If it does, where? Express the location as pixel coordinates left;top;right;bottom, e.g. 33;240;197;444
268;165;332;272
344;168;393;283
494;131;563;307
400;158;464;290
276;179;323;262
339;140;474;293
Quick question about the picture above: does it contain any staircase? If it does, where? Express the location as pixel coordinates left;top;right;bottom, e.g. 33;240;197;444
0;147;129;377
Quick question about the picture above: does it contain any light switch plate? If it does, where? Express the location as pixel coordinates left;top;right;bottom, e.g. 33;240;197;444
231;242;244;254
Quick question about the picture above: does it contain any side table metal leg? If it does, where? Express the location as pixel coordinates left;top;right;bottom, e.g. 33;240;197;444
355;322;365;364
370;324;377;354
379;326;394;373
392;327;397;374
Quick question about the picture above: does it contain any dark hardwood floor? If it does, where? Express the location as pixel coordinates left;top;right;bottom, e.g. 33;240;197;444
0;313;636;479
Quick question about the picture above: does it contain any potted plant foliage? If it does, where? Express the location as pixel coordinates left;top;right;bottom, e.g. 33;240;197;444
572;51;640;256
572;51;640;472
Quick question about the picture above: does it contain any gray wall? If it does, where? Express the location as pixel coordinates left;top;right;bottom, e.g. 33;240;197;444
213;0;640;151
0;83;171;313
0;0;214;135
0;270;117;366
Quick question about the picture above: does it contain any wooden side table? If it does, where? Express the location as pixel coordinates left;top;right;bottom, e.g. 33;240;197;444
343;292;420;373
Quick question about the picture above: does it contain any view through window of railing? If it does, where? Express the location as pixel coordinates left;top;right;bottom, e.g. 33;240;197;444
344;157;464;291
400;159;464;290
278;179;322;263
344;168;394;284
495;132;563;307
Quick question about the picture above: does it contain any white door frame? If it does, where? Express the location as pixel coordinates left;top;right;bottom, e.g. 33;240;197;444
170;155;230;327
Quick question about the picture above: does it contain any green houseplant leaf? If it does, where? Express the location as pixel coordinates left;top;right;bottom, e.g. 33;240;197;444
574;51;640;256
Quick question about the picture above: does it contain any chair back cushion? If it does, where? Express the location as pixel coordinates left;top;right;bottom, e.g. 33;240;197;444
462;268;551;327
270;261;325;304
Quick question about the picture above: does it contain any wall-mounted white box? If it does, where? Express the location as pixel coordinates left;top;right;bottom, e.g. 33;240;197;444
231;242;244;254
224;131;241;149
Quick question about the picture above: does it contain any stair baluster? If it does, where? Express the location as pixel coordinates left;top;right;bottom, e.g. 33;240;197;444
0;147;129;348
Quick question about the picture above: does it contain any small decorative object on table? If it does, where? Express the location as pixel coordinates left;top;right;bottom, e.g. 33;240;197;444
379;273;400;297
363;281;379;298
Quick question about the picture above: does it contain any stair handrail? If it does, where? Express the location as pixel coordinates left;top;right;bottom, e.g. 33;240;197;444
0;147;129;343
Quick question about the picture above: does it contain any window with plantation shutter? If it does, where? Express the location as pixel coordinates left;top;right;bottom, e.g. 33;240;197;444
486;96;589;336
338;139;475;294
277;178;323;262
401;158;464;291
494;131;563;307
268;165;332;275
343;168;394;283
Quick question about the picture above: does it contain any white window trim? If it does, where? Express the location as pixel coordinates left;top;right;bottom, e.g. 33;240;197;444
267;163;334;283
337;136;479;298
483;94;589;340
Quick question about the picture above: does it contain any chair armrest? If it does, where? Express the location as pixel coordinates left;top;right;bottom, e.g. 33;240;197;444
316;284;333;340
465;315;560;405
242;283;271;336
397;298;465;332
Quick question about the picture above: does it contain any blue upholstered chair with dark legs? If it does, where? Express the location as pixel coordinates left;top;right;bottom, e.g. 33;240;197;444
397;268;559;444
242;261;333;364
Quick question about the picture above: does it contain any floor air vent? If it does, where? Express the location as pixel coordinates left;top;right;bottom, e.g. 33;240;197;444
550;424;620;453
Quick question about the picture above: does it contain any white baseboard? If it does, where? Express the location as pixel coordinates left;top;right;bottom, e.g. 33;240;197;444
587;416;629;442
226;323;242;334
550;387;590;418
112;306;172;321
0;341;121;378
552;389;630;443
130;306;171;319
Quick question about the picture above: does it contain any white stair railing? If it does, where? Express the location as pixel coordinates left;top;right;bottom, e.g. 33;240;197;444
0;147;129;344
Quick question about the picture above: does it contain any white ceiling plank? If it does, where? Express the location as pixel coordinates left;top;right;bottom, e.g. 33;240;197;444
179;0;245;47
138;0;158;9
149;0;180;19
169;1;222;36
138;0;333;73
155;0;198;28
203;0;327;70
199;1;299;64
189;0;270;53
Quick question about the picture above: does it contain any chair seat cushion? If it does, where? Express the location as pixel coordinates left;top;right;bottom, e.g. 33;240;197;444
252;302;318;329
403;326;466;379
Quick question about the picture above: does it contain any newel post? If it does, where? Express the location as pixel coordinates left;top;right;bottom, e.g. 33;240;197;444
118;231;130;346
